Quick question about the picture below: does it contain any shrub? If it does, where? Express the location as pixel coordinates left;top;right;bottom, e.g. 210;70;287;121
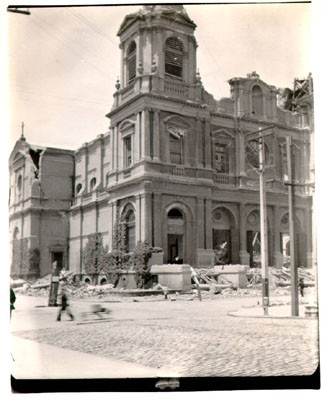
131;240;154;288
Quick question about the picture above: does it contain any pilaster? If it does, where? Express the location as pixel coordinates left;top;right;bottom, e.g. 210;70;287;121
153;109;160;161
239;203;250;265
273;205;283;268
143;109;151;160
196;118;203;168
205;120;211;168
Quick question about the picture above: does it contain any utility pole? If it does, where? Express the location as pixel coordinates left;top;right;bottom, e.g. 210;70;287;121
286;136;299;316
247;125;274;315
259;136;269;315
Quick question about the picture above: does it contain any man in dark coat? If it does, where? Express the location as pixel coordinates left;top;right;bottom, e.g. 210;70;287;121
10;288;16;319
57;288;74;321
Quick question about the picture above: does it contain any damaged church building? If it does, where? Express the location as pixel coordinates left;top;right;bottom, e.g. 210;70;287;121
9;5;314;280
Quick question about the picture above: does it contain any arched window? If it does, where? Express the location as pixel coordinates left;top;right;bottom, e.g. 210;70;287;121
127;41;136;84
17;175;22;192
13;227;19;240
170;134;183;164
76;183;82;194
90;177;96;191
124;209;136;252
168;208;183;219
251;85;264;115
165;37;183;79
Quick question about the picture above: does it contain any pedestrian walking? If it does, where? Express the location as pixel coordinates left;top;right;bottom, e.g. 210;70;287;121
57;288;74;321
299;278;305;297
10;287;16;319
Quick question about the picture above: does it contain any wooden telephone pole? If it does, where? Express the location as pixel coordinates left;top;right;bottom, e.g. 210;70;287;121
247;125;274;315
286;136;299;316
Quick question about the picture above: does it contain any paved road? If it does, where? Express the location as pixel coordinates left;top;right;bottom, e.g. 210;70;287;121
12;294;319;378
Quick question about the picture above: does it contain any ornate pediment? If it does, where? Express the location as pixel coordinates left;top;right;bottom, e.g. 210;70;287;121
211;128;234;139
167;123;188;139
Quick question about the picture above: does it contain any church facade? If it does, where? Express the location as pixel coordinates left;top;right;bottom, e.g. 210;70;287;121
9;5;314;279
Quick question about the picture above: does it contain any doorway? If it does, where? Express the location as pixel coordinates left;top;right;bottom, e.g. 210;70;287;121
51;251;64;271
168;234;183;263
213;229;231;264
247;231;261;268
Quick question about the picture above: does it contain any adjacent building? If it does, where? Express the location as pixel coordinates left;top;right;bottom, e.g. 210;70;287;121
9;5;313;279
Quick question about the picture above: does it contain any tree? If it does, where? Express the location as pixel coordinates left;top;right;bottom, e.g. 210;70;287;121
131;240;154;288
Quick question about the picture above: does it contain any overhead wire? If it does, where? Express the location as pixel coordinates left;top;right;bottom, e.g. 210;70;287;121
67;7;118;47
29;14;109;78
32;12;116;81
13;83;109;106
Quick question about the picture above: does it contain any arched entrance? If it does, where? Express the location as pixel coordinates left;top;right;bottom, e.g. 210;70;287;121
246;210;273;268
212;207;237;264
167;208;184;263
121;204;136;253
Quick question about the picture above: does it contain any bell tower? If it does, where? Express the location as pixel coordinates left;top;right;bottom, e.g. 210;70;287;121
113;5;199;103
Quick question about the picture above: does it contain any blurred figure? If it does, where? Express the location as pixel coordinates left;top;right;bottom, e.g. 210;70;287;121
57;288;74;321
299;278;305;297
10;287;16;319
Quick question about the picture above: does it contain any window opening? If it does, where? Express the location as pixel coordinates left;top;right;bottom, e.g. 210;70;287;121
214;143;228;173
170;135;183;164
252;85;264;115
124;136;132;168
76;183;82;194
127;41;136;84
90;178;96;191
165;37;183;79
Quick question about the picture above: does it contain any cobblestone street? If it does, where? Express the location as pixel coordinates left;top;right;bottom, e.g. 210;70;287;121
12;295;319;378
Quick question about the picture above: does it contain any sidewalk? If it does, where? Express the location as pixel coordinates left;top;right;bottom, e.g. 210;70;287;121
11;335;179;379
228;303;317;318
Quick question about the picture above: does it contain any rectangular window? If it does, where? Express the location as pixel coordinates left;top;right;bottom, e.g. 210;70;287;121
124;136;132;168
214;143;228;173
170;136;182;164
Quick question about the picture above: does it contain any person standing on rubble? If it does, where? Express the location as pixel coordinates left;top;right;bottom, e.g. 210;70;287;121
57;287;74;321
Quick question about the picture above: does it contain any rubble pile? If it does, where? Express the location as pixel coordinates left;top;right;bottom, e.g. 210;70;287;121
193;265;316;296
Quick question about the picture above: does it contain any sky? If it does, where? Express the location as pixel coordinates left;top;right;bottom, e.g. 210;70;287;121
7;1;313;152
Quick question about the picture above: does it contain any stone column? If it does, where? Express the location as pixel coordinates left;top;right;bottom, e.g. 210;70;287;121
141;193;152;242
196;118;203;168
205;198;213;249
239;203;250;265
134;112;140;165
135;194;142;243
143;109;151;160
99;135;104;187
196;197;205;249
153;109;160;161
153;192;162;247
273;205;283;268
111;126;115;170
205;120;212;168
84;144;89;193
107;201;113;252
195;197;214;268
163;121;170;163
239;131;246;177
